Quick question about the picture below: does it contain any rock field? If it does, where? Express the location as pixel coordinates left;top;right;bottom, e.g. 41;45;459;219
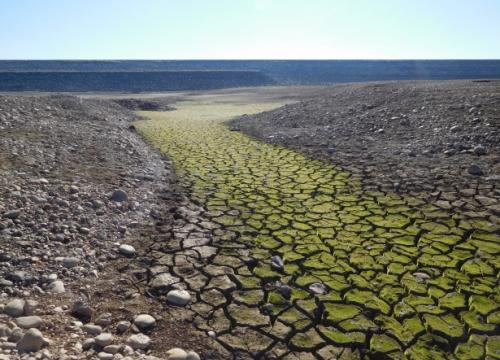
0;95;223;359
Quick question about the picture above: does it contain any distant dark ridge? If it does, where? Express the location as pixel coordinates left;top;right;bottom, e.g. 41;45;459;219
0;70;275;92
1;60;500;85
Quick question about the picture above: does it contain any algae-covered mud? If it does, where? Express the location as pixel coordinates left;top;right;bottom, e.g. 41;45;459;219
135;98;499;359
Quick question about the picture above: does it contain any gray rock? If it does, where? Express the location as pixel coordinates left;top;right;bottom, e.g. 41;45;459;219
48;280;65;293
118;244;136;257
83;324;102;335
468;164;484;176
309;282;327;294
97;352;114;360
71;300;92;321
150;273;179;290
166;290;191;306
62;257;80;269
94;333;113;347
103;344;120;354
16;328;44;352
110;189;128;202
23;300;39;316
271;255;284;270
8;327;24;342
134;314;156;331
0;324;12;337
3;210;20;219
82;338;95;350
116;320;131;334
4;298;25;317
473;145;487;155
127;334;151;350
16;316;44;329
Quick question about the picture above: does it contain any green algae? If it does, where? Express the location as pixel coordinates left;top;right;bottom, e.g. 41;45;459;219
135;98;500;358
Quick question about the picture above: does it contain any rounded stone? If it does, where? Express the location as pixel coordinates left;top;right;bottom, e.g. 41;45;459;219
110;189;128;202
166;290;191;306
48;280;65;293
166;348;188;360
94;333;113;347
118;244;136;256
62;257;80;269
468;164;484;176
16;328;44;352
186;351;201;360
133;314;156;331
83;324;102;335
97;352;114;360
4;299;25;317
126;333;151;350
16;316;44;329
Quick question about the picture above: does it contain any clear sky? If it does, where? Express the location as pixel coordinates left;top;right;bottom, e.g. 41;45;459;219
0;0;499;59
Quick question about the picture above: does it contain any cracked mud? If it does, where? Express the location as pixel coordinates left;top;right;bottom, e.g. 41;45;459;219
135;99;499;359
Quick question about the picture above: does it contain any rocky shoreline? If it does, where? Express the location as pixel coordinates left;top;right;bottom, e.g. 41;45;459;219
0;95;225;359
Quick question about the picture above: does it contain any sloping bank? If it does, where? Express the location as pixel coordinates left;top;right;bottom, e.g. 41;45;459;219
135;98;499;359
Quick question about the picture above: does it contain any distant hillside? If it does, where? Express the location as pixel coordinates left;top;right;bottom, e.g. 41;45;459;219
1;60;500;85
0;70;275;92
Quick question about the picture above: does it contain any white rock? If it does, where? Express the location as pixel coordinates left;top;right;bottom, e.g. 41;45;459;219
126;333;151;350
23;300;38;315
16;328;44;352
166;348;188;360
16;316;44;329
118;244;136;256
166;290;191;306
4;299;25;317
94;333;113;347
186;351;201;360
134;314;156;331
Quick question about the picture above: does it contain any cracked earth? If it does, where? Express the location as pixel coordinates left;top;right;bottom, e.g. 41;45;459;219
135;94;499;359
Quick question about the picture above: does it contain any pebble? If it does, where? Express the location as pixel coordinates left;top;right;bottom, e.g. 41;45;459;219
126;333;151;350
82;338;95;350
118;244;136;256
16;315;44;329
97;352;114;360
103;344;120;354
270;255;284;270
166;289;191;306
94;333;114;347
186;351;201;360
83;323;102;335
48;280;65;293
166;348;188;360
110;189;128;202
134;314;156;331
468;164;484;176
473;145;487;155
0;324;12;337
4;298;25;317
71;300;93;321
62;257;80;268
16;328;44;352
116;320;131;334
309;282;327;294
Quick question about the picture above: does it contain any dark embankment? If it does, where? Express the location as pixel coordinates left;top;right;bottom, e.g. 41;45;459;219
0;70;275;92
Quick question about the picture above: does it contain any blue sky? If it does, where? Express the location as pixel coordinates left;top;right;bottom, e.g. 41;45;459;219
0;0;499;59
